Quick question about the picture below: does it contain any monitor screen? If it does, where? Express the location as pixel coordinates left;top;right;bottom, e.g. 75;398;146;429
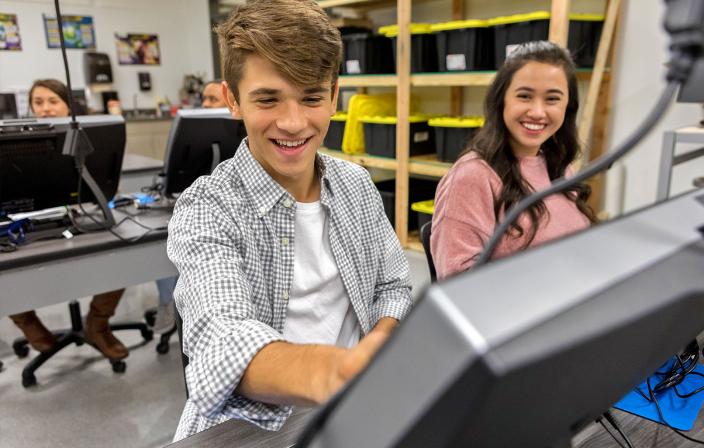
0;93;18;119
299;189;704;448
162;107;246;197
678;57;704;103
0;115;125;215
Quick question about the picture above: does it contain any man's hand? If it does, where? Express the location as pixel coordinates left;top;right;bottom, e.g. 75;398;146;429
316;326;391;404
238;317;399;407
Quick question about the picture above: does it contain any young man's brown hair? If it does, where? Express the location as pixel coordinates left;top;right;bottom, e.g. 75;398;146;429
215;0;342;102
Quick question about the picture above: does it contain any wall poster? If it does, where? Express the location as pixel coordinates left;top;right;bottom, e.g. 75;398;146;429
115;33;161;65
43;14;95;49
0;13;22;51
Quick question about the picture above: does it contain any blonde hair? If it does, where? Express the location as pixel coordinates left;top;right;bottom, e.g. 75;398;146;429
215;0;342;102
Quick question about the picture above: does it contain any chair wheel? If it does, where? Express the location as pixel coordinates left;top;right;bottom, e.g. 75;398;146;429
111;360;127;373
13;343;29;359
141;328;154;342
156;340;170;354
22;374;37;388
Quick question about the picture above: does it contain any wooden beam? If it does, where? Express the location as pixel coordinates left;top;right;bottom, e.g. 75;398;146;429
450;0;464;116
549;0;571;47
395;0;411;247
577;0;622;167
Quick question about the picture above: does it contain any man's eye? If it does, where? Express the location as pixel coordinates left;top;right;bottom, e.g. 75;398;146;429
304;97;323;104
258;98;276;105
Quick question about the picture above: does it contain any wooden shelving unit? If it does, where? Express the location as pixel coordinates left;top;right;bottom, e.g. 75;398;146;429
320;0;620;250
319;148;398;171
338;75;398;87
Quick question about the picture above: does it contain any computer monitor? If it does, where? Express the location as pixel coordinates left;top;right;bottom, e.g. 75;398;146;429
162;107;246;197
677;57;704;103
0;115;125;216
300;189;704;448
0;93;18;119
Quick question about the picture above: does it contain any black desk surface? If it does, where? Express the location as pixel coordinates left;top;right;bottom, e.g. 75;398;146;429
0;207;170;271
167;405;704;448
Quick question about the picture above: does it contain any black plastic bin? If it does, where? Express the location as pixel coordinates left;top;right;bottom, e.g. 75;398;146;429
375;178;438;231
568;15;604;67
341;33;395;75
489;11;550;69
431;20;494;72
428;116;484;163
361;116;434;158
323;112;347;150
379;24;438;73
411;200;434;231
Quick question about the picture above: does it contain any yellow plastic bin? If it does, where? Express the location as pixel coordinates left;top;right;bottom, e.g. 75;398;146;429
379;23;438;73
430;20;493;71
411;199;435;231
360;115;434;158
323;112;347;150
428;116;484;163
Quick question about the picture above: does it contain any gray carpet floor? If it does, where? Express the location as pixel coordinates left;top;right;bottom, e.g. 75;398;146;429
0;250;430;448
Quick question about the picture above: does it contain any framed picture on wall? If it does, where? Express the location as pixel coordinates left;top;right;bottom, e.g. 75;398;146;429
0;13;22;51
115;33;161;65
43;14;95;49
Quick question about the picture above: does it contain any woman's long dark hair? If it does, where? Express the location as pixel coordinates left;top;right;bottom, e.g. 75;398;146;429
463;41;596;245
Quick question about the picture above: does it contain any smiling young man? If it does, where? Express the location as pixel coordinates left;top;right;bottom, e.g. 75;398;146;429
166;0;413;441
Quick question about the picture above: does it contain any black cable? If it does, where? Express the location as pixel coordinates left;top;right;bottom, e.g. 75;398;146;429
53;0;77;123
474;81;680;267
603;410;636;448
646;377;704;445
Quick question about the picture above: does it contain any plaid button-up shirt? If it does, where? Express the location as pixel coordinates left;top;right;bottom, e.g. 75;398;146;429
167;139;413;440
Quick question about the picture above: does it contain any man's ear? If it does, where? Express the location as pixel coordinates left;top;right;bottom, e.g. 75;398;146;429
222;81;242;119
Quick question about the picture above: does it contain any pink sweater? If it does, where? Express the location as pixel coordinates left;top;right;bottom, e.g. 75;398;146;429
431;152;590;280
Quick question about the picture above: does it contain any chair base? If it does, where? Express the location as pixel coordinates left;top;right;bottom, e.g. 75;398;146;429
12;300;153;388
144;307;178;354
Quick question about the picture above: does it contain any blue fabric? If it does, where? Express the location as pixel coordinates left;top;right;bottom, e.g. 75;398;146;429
156;275;178;305
614;360;704;431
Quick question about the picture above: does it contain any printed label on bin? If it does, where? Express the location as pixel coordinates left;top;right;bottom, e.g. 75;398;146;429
505;44;521;59
413;131;429;143
346;60;361;74
446;54;466;71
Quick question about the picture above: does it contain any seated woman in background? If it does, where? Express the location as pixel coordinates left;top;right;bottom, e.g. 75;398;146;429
431;41;596;280
8;79;129;361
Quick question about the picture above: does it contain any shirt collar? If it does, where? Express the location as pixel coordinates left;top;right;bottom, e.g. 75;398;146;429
234;138;335;216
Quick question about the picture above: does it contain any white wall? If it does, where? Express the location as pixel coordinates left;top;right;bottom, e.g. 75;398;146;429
0;0;213;113
605;0;703;214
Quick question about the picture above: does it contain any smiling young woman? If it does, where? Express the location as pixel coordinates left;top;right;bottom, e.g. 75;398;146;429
431;41;597;280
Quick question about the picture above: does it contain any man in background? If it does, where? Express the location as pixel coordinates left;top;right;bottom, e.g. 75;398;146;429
201;79;226;108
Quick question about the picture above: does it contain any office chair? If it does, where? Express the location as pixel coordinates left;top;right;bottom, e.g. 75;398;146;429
144;308;178;354
12;300;153;388
420;221;437;283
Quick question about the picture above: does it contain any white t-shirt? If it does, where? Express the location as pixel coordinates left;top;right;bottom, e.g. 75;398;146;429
282;200;360;348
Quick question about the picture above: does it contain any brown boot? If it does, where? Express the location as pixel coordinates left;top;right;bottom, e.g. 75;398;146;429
84;289;129;360
9;310;56;353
